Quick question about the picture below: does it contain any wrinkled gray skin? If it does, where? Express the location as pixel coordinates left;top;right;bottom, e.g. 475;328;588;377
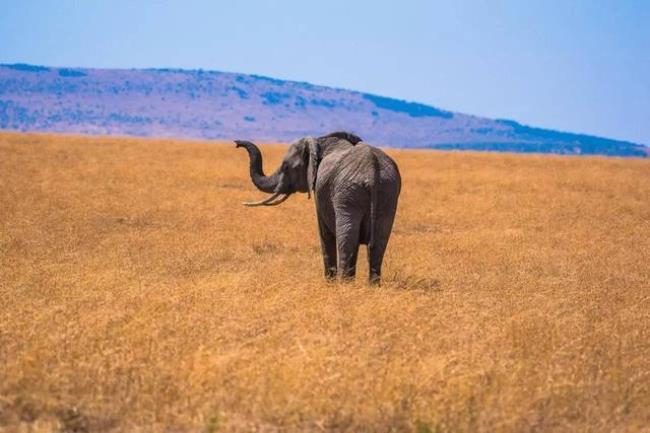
235;131;401;283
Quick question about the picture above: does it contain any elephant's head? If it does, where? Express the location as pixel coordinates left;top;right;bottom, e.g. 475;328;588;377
235;137;319;206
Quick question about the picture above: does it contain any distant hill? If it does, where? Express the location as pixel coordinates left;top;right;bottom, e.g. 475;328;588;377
1;63;647;157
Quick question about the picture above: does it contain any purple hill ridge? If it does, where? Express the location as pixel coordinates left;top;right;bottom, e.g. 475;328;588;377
0;64;647;157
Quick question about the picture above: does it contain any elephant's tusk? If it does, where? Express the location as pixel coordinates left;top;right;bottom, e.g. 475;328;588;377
242;192;290;207
242;191;282;206
263;193;291;206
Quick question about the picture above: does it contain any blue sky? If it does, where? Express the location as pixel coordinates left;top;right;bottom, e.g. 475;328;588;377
1;0;649;144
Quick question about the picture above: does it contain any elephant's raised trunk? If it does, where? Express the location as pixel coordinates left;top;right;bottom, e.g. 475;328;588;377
235;140;281;193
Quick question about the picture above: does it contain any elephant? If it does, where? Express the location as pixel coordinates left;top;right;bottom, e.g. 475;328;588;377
235;131;401;283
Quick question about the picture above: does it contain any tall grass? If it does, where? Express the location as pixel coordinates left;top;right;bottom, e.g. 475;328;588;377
1;132;649;432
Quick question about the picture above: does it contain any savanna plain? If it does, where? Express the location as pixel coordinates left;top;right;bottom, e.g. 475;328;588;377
1;132;649;433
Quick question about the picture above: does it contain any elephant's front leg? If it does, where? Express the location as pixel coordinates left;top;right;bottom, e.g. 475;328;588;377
317;216;337;280
335;212;361;280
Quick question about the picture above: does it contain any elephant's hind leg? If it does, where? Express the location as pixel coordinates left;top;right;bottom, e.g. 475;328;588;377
368;209;397;284
368;237;388;284
335;212;361;281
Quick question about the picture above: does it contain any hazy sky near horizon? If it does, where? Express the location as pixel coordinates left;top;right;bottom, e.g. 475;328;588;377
1;0;649;144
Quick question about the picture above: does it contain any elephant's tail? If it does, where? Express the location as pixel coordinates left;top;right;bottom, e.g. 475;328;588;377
369;153;380;249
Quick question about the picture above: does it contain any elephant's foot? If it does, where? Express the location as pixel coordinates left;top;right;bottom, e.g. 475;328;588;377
324;267;337;282
338;268;356;282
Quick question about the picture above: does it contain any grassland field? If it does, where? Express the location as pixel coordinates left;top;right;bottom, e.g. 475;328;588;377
1;132;649;432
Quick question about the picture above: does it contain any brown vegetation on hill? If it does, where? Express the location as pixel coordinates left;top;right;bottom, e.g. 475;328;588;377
1;132;649;432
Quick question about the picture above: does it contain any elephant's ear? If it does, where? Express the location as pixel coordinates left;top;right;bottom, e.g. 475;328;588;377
304;136;319;194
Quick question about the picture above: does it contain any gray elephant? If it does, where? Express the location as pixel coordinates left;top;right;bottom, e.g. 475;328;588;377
235;132;401;283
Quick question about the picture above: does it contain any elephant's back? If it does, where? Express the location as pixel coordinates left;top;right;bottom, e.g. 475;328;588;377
317;144;400;204
320;144;374;185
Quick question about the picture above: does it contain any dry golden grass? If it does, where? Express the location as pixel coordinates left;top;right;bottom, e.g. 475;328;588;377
1;132;649;433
